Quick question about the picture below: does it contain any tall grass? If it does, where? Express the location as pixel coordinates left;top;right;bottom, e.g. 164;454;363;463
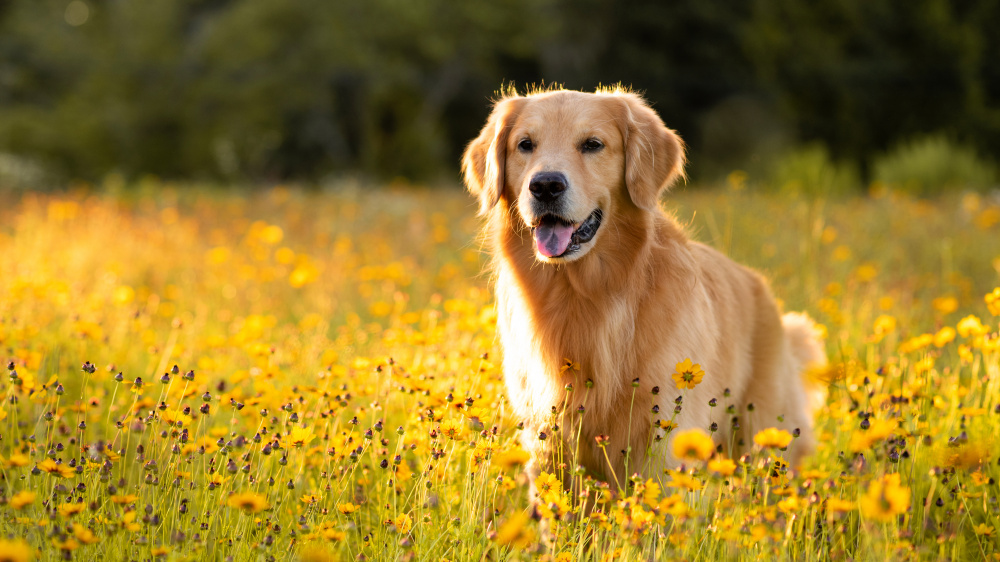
0;183;997;561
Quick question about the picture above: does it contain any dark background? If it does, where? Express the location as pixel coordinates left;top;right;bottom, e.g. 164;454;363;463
0;0;997;186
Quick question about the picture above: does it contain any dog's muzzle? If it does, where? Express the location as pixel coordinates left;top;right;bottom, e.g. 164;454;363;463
532;209;603;258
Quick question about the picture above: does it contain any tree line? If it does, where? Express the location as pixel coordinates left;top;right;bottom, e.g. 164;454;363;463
0;0;997;185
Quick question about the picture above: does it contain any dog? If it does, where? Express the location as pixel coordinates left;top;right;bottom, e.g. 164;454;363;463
462;87;825;491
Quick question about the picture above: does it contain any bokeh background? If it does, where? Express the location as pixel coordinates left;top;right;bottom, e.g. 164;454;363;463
1;0;998;193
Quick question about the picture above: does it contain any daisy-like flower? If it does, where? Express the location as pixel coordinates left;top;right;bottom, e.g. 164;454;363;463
534;472;562;502
707;457;737;476
494;511;535;549
57;502;86;517
671;429;714;461
72;524;99;545
439;418;464;440
289;426;316;448
672;359;704;390
860;473;910;522
394;513;412;534
227;491;270;513
753;427;794;449
9;491;35;510
300;494;322;505
38;458;75;478
0;539;32;562
494;447;530;470
337;502;359;515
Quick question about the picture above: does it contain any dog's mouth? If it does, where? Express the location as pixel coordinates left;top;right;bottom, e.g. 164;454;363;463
531;209;603;258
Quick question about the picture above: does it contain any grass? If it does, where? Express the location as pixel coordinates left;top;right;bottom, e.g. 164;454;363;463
0;180;998;561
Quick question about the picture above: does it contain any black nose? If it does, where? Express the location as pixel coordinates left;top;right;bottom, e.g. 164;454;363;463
529;172;568;202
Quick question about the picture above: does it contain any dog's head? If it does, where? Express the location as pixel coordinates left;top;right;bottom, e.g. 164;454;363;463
463;89;685;263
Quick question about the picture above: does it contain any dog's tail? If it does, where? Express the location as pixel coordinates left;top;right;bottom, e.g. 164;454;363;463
782;311;828;415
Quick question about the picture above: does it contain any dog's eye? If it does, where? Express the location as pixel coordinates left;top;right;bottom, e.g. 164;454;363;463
517;138;534;153
581;138;604;153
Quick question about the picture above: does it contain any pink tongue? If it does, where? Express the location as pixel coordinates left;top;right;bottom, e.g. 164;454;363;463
534;222;574;257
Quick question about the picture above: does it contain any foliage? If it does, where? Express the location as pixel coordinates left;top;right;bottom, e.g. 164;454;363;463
872;136;998;196
0;0;998;186
0;183;999;560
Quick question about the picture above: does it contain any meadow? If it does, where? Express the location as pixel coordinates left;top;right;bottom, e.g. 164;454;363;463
0;178;999;561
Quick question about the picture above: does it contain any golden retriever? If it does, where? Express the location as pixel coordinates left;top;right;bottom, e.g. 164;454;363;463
462;87;825;490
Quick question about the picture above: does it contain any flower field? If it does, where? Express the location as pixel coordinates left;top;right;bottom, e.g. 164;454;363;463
0;181;999;561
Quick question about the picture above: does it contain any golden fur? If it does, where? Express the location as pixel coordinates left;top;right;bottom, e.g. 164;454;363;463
462;88;825;488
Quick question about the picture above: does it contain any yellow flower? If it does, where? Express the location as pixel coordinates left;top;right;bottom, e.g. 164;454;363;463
985;287;1000;316
671;429;714;461
534;472;562;501
151;545;171;557
57;502;86;517
9;491;36;510
227;492;270;513
826;498;855;513
440;418;464;440
848;418;896;452
974;523;994;537
672;359;705;390
72;524;99;545
289;426;316;448
53;539;79;552
37;458;75;478
337;502;359;515
394;513;412;534
300;494;322;505
122;511;141;532
0;539;33;562
4;453;30;468
860;473;910;522
110;494;139;505
494;511;535;549
494;447;530;470
707;457;737;476
665;470;703;492
753;428;793;449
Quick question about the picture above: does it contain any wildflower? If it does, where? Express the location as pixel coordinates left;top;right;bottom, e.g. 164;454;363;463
37;459;75;478
672;359;705;390
320;528;346;541
151;545;171;557
753;428;793;449
860;473;910;522
494;511;535;549
985;287;1000;316
394;513;412;534
300;494;322;505
777;496;801;513
4;454;30;468
439;419;464;440
72;524;99;545
110;494;139;505
289;426;316;448
227;492;270;513
122;511;141;532
494;447;530;469
337;502;359;515
57;502;86;517
849;418;897;452
871;315;897;341
932;296;958;315
974;523;994;537
535;472;562;502
708;457;737;476
0;539;32;562
9;491;35;509
53;539;79;552
665;470;703;492
957;315;988;338
826;498;855;513
671;429;714;461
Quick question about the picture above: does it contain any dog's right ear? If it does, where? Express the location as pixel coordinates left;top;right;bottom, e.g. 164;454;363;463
462;97;523;214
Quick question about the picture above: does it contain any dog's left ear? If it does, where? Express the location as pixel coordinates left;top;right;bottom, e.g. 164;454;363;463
616;94;686;211
462;97;524;214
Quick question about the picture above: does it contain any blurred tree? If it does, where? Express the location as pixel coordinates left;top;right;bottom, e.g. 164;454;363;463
0;0;996;186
